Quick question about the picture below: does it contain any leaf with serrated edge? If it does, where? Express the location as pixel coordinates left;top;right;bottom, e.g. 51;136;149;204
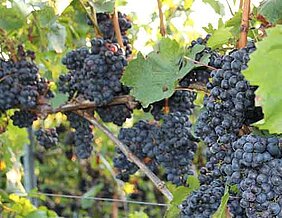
203;0;225;16
165;176;200;218
207;27;233;49
90;0;115;13
122;39;207;107
258;0;282;24
243;25;282;134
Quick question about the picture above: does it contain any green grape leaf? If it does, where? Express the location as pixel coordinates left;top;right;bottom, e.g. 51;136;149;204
258;0;282;24
207;27;233;49
212;186;229;218
122;38;207;107
50;93;68;108
90;0;115;13
203;0;225;16
243;25;282;134
81;183;104;209
1;122;29;152
0;5;26;31
47;22;67;53
165;176;200;218
164;205;181;218
225;11;242;37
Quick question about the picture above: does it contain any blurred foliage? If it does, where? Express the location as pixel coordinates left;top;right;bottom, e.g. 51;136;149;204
0;0;276;217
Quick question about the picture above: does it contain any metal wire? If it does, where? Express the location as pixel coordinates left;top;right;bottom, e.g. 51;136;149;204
37;192;169;207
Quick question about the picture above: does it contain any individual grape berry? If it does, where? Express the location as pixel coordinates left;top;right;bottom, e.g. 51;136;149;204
35;128;58;149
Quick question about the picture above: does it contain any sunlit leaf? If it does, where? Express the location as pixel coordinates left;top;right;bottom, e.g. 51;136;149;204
243;25;282;134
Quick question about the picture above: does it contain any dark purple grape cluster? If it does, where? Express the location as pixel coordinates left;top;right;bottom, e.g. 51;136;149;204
153;112;197;186
35;128;58;149
227;135;282;218
96;86;132;126
195;41;258;183
114;120;159;181
87;12;132;57
114;112;197;186
61;47;90;70
96;12;132;40
181;179;225;218
59;38;127;106
149;91;196;120
66;112;94;159
0;46;53;128
11;110;37;128
180;42;263;217
96;104;132;126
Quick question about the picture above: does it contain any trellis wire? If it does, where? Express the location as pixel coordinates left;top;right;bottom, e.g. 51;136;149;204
37;192;169;207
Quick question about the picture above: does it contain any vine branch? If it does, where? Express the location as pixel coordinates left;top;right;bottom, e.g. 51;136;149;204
238;0;251;48
157;0;166;37
76;111;173;201
183;56;218;71
112;8;124;49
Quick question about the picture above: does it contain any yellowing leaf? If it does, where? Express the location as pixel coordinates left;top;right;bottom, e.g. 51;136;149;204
123;182;135;194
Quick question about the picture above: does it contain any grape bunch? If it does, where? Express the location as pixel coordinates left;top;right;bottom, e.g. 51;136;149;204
10;110;37;128
149;91;196;120
96;86;132;126
114;120;159;181
87;12;132;57
59;38;128;106
35;128;58;149
227;135;282;218
181;179;225;218
154;112;197;186
0;46;53;128
96;12;132;40
194;41;258;182
114;112;197;186
181;42;262;217
66;112;94;159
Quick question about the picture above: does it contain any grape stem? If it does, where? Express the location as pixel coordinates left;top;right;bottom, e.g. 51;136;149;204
183;56;218;70
238;0;251;48
175;83;209;94
49;95;137;114
157;0;166;37
80;0;102;37
36;82;207;115
112;8;125;49
77;111;174;201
